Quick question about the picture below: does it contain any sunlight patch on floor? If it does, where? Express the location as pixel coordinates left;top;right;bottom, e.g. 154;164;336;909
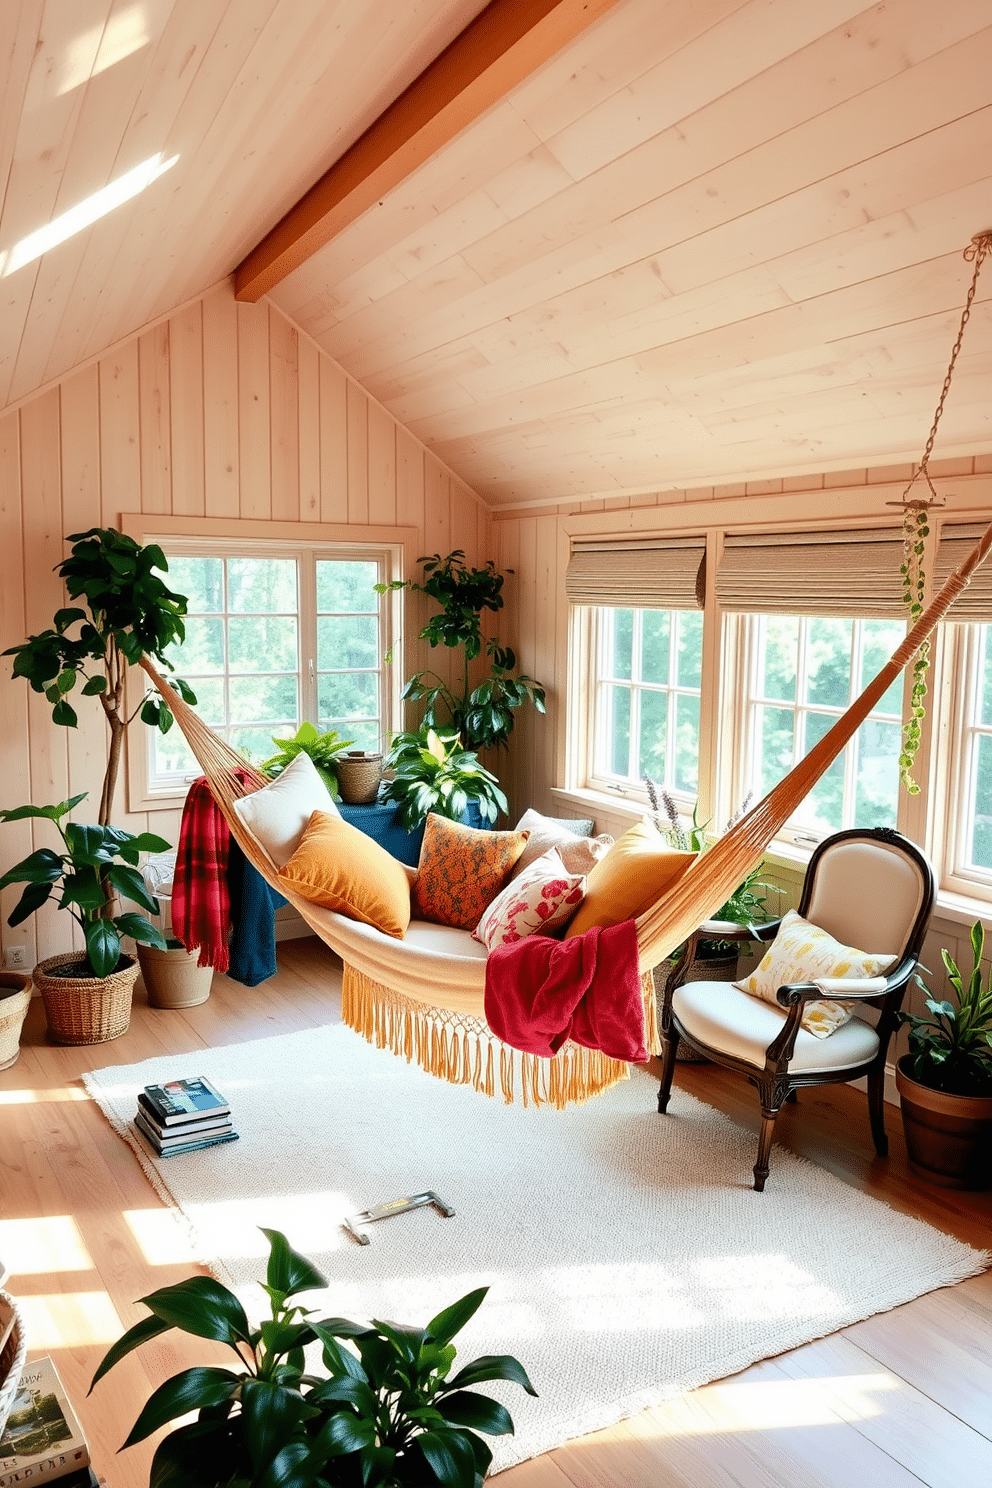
0;1087;89;1105
0;1216;92;1274
124;1208;201;1267
629;1373;903;1437
15;1291;123;1348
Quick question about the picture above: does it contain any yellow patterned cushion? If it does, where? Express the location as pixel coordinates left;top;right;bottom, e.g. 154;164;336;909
413;814;528;931
564;818;695;938
734;908;894;1038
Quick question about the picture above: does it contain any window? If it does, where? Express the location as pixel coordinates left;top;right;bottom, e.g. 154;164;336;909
590;607;704;798
944;623;992;889
144;541;397;793
741;614;905;842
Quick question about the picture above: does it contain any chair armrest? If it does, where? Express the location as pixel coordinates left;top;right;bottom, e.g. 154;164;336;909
810;975;887;997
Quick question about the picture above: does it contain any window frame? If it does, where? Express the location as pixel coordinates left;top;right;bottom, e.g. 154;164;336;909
121;515;414;811
936;620;992;900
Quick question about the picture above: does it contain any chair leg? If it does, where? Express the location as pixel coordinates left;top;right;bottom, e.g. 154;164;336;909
753;1106;780;1192
657;1031;680;1113
867;1063;888;1157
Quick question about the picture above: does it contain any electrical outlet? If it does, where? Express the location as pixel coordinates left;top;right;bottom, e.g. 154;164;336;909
3;946;27;970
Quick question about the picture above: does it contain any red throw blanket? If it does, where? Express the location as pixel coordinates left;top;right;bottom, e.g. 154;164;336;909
172;774;252;972
484;919;647;1063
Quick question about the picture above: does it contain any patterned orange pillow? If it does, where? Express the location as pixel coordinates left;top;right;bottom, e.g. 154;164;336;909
413;813;528;930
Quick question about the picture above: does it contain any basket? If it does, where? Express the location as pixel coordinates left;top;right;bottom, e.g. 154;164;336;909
0;974;32;1071
336;751;384;805
0;1292;27;1438
33;952;139;1045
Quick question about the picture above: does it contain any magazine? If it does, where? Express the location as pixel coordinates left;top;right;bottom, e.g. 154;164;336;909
141;1076;230;1125
0;1356;89;1486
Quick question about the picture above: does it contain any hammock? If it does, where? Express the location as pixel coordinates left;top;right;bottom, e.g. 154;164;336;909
139;516;992;1106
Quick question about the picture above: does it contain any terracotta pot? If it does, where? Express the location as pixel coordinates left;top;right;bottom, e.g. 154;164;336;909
0;973;32;1070
895;1054;992;1190
32;952;139;1045
138;940;214;1009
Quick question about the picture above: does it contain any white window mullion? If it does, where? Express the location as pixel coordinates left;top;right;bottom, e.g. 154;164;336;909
298;553;317;722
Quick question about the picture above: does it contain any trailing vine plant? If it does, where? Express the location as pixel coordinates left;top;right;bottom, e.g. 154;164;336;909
898;503;930;794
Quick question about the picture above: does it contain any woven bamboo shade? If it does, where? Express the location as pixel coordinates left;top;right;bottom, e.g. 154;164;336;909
716;528;906;616
565;534;705;609
933;524;992;621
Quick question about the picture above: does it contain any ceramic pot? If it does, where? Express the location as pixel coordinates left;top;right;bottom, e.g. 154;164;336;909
32;951;138;1045
896;1054;992;1190
0;973;32;1070
138;940;214;1009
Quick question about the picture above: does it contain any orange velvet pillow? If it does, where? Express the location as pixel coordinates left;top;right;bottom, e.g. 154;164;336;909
277;811;411;939
413;813;528;931
564;818;695;938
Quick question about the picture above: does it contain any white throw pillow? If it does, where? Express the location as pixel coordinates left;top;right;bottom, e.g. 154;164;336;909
473;848;586;950
512;808;613;878
734;908;894;1039
232;752;340;868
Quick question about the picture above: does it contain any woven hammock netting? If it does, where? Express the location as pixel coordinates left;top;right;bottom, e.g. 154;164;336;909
141;515;992;983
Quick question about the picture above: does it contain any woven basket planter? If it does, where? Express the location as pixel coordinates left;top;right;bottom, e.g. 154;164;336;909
336;751;384;805
33;952;139;1045
0;1291;27;1437
0;973;32;1071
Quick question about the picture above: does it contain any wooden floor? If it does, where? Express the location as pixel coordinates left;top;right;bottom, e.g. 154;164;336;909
2;936;991;1488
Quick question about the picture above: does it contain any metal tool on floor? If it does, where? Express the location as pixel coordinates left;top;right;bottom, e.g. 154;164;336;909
343;1190;456;1245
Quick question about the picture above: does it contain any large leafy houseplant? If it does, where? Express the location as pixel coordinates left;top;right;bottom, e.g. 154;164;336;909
260;722;355;799
898;920;992;1097
379;552;545;753
1;528;195;976
91;1226;536;1488
379;729;507;832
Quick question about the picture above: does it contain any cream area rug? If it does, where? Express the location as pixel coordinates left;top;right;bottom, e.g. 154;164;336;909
85;1025;987;1474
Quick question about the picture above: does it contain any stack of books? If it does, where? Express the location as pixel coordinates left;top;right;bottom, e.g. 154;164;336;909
0;1355;96;1487
133;1075;238;1157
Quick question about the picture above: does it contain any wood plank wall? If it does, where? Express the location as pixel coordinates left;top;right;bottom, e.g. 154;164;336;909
494;457;992;1035
0;283;492;968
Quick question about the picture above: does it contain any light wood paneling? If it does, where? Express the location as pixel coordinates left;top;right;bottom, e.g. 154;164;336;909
0;288;491;969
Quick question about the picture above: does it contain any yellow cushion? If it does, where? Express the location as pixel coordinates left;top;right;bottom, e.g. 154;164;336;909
413;813;528;931
564;818;695;937
277;811;411;939
734;908;894;1038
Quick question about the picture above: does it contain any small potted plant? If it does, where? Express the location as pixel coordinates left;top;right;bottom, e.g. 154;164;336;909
261;721;355;798
91;1226;536;1487
379;728;508;835
1;528;194;1042
895;918;992;1189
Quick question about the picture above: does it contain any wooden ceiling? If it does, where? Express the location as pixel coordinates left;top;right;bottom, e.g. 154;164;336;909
3;0;991;508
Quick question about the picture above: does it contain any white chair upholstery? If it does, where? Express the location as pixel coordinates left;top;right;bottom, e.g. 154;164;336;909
656;828;935;1191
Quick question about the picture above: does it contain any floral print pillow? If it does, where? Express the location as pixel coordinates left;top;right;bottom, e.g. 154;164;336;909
473;849;586;951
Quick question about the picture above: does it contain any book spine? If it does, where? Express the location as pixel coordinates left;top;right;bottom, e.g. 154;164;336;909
156;1131;239;1159
0;1444;91;1487
135;1099;232;1139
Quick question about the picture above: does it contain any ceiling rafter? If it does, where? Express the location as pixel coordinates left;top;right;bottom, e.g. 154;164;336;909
233;0;623;302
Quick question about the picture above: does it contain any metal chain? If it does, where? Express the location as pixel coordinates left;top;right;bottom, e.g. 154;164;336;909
900;229;992;505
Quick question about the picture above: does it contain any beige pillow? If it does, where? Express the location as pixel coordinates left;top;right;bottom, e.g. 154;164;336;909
734;909;894;1038
232;752;340;868
512;808;613;878
564;818;695;938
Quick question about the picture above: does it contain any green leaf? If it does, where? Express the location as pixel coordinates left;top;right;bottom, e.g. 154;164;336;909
413;1427;479;1487
260;1227;328;1296
51;698;78;727
427;1288;487;1346
122;1367;243;1448
448;1353;538;1396
437;1389;515;1436
241;1377;307;1475
91;1311;172;1389
0;848;64;890
84;919;122;978
140;1275;253;1348
81;674;107;695
6;880;54;925
117;913;168;949
158;706;174;735
141;699;161;726
0;794;85;823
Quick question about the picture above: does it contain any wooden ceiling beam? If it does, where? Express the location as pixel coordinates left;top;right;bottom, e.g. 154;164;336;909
233;0;623;302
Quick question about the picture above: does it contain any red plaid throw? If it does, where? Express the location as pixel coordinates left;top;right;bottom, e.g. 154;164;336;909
172;773;253;972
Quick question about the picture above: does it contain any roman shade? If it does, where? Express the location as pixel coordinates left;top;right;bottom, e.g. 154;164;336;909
565;535;705;609
716;528;906;617
933;524;992;621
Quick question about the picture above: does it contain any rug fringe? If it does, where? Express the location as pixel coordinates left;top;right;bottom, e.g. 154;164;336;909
341;966;646;1108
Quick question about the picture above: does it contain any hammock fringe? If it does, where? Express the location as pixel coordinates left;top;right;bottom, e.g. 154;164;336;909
341;966;650;1109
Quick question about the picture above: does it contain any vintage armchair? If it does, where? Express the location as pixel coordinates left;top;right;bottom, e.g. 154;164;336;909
656;827;935;1190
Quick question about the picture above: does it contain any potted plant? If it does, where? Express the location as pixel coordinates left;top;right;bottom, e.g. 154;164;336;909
380;728;508;834
379;551;545;753
260;722;355;799
0;528;194;1042
0;969;33;1070
895;918;992;1189
91;1226;536;1488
